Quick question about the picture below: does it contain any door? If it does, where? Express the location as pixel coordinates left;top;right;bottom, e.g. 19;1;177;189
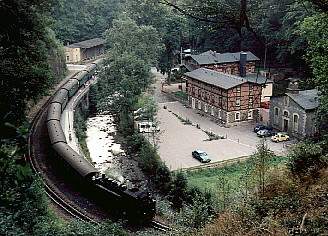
283;119;289;132
191;98;196;109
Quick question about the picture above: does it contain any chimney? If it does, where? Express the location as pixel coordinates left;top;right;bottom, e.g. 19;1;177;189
287;78;300;94
239;52;247;77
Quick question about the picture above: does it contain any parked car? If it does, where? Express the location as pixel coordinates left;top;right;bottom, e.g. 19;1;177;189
271;132;290;142
137;121;160;133
257;129;276;138
254;124;273;133
192;150;211;163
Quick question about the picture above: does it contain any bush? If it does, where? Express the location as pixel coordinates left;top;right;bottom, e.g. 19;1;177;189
154;162;172;193
170;172;188;209
287;142;328;181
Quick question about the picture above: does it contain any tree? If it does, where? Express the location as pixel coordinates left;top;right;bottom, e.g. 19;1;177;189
52;0;122;43
0;0;65;134
287;142;328;181
106;16;163;67
170;172;188;209
300;13;328;140
251;141;275;196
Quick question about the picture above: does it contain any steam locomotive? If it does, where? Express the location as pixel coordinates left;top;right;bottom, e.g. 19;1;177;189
46;59;156;223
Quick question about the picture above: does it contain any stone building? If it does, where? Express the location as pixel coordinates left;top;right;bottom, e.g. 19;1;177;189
65;38;105;63
269;80;319;138
184;68;263;125
183;50;260;75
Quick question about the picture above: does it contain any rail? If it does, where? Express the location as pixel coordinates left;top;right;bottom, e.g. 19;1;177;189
27;72;98;224
150;220;171;232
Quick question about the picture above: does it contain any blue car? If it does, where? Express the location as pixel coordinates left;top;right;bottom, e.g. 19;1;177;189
254;124;273;133
192;150;211;163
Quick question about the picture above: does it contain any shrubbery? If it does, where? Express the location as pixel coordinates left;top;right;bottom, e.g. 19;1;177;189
287;142;328;181
126;132;216;228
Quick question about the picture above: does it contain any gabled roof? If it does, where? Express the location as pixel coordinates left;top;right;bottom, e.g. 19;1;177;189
185;68;260;90
67;38;105;49
286;89;319;110
188;50;260;65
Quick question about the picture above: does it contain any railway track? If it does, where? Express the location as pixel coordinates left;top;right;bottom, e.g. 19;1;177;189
27;72;172;232
150;220;171;232
27;72;103;223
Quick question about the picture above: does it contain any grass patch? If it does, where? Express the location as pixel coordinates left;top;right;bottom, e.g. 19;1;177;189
173;91;188;101
184;156;287;210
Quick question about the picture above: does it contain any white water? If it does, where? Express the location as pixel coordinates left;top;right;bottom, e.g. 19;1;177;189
85;114;125;173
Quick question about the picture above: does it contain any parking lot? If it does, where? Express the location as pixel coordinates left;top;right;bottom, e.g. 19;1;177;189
155;101;289;171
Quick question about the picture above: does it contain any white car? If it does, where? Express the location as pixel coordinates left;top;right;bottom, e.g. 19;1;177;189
137;121;160;133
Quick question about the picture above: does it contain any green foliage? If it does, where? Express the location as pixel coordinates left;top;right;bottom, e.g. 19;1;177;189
34;220;127;236
136;94;158;121
170;172;188;209
287;142;328;181
74;105;91;161
53;0;122;43
0;0;64;128
173;91;188;101
106;16;163;66
300;13;328;139
139;141;161;175
124;0;188;81
250;141;276;196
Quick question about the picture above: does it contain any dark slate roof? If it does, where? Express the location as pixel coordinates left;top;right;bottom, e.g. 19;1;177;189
185;68;259;90
67;38;105;49
181;63;197;72
246;74;273;85
286;89;319;110
189;50;260;65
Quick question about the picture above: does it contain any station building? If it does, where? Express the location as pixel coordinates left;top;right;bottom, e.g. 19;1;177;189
65;38;105;63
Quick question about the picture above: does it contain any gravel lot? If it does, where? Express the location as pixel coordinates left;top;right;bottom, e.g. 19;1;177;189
150;68;289;171
155;102;289;171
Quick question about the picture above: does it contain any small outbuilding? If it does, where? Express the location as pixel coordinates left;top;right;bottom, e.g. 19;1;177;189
65;38;105;63
269;80;319;138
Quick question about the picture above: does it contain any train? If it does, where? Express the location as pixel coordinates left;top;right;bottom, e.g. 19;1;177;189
46;59;156;223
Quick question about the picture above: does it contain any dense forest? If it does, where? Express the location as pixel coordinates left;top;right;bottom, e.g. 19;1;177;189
1;0;328;235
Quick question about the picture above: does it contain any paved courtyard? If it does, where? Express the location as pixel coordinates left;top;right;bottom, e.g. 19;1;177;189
150;68;289;171
156;102;288;170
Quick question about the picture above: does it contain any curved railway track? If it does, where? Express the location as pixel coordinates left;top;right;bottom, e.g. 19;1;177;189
27;71;171;232
27;72;107;223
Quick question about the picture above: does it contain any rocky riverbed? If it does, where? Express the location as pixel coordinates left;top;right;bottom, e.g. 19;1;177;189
86;113;149;190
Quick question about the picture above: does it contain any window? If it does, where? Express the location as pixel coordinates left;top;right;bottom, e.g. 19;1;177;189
198;100;202;110
249;97;254;108
236;98;241;107
283;110;289;117
274;107;279;125
235;112;241;121
66;55;69;61
219;96;223;107
204;104;208;113
248;110;253;119
293;114;299;132
236;86;241;93
211;106;215;116
284;96;289;106
249;84;254;95
218;109;222;119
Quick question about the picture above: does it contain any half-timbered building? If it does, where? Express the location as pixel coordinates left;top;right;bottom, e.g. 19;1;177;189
183;50;260;75
184;68;263;125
